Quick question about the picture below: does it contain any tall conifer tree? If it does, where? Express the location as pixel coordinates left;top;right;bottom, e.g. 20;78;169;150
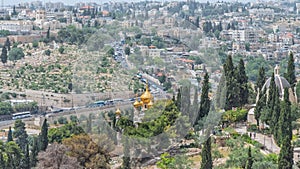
264;73;276;125
40;119;48;151
278;137;293;169
1;46;7;65
237;58;248;106
7;126;13;142
246;147;253;169
176;88;181;110
271;87;281;141
285;52;296;88
197;73;210;122
200;136;212;169
256;67;266;92
30;136;39;167
254;88;266;127
21;143;30;169
5;37;10;51
278;88;293;145
224;55;238;110
46;27;50;39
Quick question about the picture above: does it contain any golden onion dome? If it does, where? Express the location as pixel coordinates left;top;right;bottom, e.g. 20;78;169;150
134;99;141;108
115;108;121;116
140;82;153;104
148;100;153;108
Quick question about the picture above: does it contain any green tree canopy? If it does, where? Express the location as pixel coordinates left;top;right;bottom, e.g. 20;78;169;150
48;122;85;143
0;102;13;115
13;119;28;152
8;47;25;63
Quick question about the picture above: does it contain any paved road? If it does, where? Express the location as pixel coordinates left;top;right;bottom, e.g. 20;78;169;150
0;93;168;129
234;124;300;164
234;124;280;154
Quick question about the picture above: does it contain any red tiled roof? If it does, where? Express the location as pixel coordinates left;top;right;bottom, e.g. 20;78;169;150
80;6;94;9
176;58;195;63
157;72;163;77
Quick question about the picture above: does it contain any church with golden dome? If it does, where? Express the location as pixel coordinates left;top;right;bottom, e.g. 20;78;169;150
114;81;155;124
133;82;154;110
132;82;154;124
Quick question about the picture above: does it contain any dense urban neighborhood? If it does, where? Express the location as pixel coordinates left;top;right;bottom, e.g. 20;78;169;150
0;0;299;168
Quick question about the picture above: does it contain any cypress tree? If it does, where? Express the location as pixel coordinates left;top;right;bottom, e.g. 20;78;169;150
1;46;7;65
12;5;17;15
7;126;13;142
46;27;50;39
256;67;266;92
267;73;276;107
40;119;48;151
278;137;293;169
5;37;10;51
30;136;39;167
271;87;281;141
285;52;296;88
264;73;276;125
237;58;248;106
246;147;253;169
22;143;30;169
224;55;238;110
176;88;181;110
254;88;266;127
278;88;292;145
200;136;212;169
197;73;210;122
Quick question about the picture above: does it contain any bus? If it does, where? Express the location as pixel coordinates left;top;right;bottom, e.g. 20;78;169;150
12;111;32;120
94;101;106;107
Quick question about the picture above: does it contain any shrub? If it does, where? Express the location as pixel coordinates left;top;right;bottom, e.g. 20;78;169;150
247;124;258;132
44;49;51;56
58;116;68;124
32;41;38;48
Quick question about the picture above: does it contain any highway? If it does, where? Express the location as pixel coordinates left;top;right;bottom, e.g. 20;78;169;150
0;41;170;129
0;92;168;129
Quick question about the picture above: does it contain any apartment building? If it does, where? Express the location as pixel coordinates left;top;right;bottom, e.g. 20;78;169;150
0;20;32;34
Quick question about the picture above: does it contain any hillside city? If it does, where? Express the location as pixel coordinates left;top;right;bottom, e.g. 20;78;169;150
0;0;299;168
